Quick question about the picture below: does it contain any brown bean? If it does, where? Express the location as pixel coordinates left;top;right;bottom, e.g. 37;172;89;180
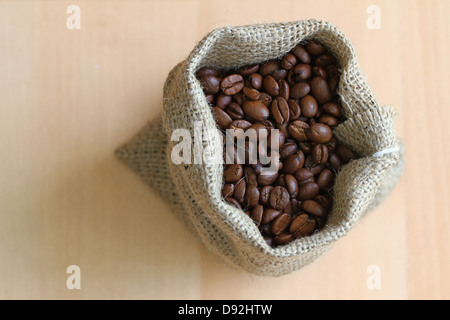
278;79;290;100
315;53;337;67
279;141;297;159
274;233;294;245
336;144;356;163
305;40;326;55
300;95;318;118
243;87;260;100
317;168;333;190
233;178;246;203
262;208;282;224
221;74;244;95
244;184;260;208
221;183;234;198
270;213;292;236
328;153;342;171
250;205;264;226
290;82;310;99
269;186;290;210
212;106;233;129
199;75;221;95
318;114;339;126
224;164;243;183
237;64;259;76
290;214;317;238
243;100;270;121
257;171;279;186
260;185;274;205
225;197;242;210
292;44;311;63
263;75;280;96
259;60;279;76
226;102;244;120
307;123;333;143
216;93;232;109
281;53;297;70
293;64;312;80
271;97;290;125
283;151;305;174
310;76;332;103
248;73;263;89
302;200;326;218
311;144;329;165
293;168;314;184
196;67;219;78
287;99;301;120
284;174;299;198
298;181;320;200
322;102;343;117
288;120;309;142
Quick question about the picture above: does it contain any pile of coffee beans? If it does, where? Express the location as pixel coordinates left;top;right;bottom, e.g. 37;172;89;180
195;40;357;247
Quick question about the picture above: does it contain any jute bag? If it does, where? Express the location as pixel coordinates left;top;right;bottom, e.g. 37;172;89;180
116;19;405;277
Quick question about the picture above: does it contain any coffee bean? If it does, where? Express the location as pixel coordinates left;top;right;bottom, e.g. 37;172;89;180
315;53;337;67
233;178;246;203
336;144;356;163
258;92;272;107
259;60;279;76
288;120;309;142
216;93;232;109
244;184;260;208
290;214;316;238
230;119;252;130
248;73;263;89
260;185;274;205
284;174;299;198
280;141;297;159
306;40;327;55
317;168;333;190
293;64;312;80
251;205;264;226
225;197;242;210
312;66;328;79
287;99;301;120
269;186;290;210
292;44;311;64
283;151;305;174
199;75;221;95
226;102;244;120
243;100;270;121
262;208;282;224
224;164;243;183
281;53;297;70
314;194;332;210
221;74;244;95
263;75;280;96
278;79;290;100
271;69;288;81
257;171;279;186
318;114;339;126
238;64;259;76
244;166;258;186
302;200;326;218
307;123;333;143
270;213;291;236
221;183;234;198
310;76;332;103
212;106;233;129
290;82;310;99
311;144;329;165
298;181;320;200
328;153;342;171
271;97;290;125
274;232;294;245
300;95;318;118
322;102;342;118
293;168;314;184
243;86;261;100
196;67;220;78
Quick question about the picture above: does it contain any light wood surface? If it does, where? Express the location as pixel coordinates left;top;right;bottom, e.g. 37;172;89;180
1;0;449;300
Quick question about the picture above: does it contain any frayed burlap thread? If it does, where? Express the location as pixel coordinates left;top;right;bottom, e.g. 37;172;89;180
116;19;405;277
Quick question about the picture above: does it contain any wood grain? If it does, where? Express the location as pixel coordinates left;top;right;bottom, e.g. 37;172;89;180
0;0;449;299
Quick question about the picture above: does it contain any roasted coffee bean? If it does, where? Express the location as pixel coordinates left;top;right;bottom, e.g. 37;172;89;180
287;99;301;120
326;137;338;153
244;184;260;208
233;178;247;203
278;80;290;100
306;40;327;55
288;120;309;142
262;208;282;224
216;93;232;109
225;197;242;210
318;114;339;126
274;232;294;245
290;82;310;99
298;141;313;155
230;119;252;130
281;53;297;70
315;53;337;67
224;164;243;183
243;100;270;121
307;123;333;143
293;64;312;80
271;69;288;81
317;168;333;190
336;144;356;163
258;92;273;107
270;186;290;210
221;74;244;95
263;75;280;96
283;151;305;174
300;95;318;118
314;195;332;210
260;185;274;205
221;183;234;198
248;73;263;89
259;60;279;76
298;181;320;200
196;67;220;78
238;64;259;76
328;153;342;171
212;106;233;129
280;142;297;159
302;200;326;218
312;66;328;79
257;171;279;186
226;102;244;120
244;166;258;186
284;174;299;198
311;144;329;165
199;75;221;95
293;168;314;184
251;205;264;226
322;102;342;118
290;213;316;238
271;97;290;125
310;76;332;103
270;213;291;236
243;86;261;100
292;44;311;64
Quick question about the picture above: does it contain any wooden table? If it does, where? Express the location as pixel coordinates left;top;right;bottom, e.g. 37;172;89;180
1;0;449;300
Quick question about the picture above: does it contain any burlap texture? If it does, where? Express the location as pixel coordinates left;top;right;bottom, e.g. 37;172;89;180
116;19;404;277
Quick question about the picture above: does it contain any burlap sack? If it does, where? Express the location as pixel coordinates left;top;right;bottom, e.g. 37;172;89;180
116;19;405;277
